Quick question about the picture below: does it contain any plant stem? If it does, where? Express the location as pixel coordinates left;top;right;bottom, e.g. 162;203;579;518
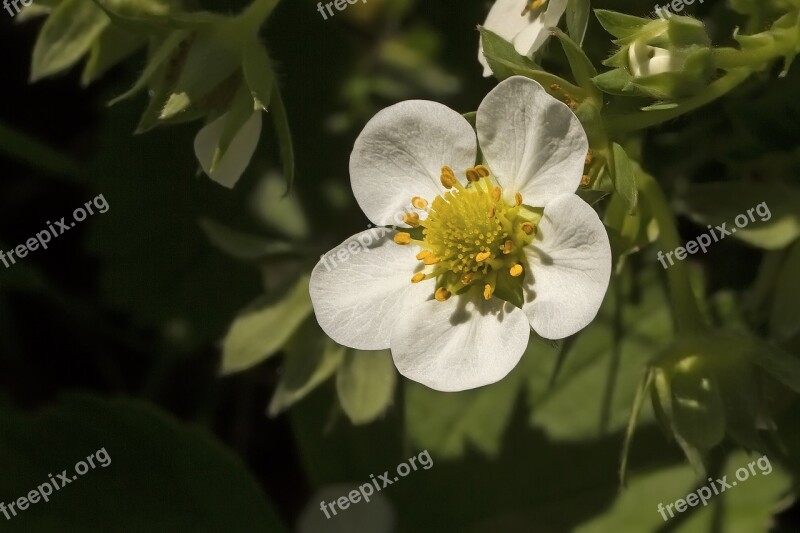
636;168;708;334
605;68;752;135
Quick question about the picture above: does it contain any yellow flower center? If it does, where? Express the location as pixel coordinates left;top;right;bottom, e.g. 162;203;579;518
395;165;540;303
522;0;546;16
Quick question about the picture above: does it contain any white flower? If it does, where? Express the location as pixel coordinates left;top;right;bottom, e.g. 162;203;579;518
478;0;568;77
310;76;611;392
628;38;687;78
194;110;263;189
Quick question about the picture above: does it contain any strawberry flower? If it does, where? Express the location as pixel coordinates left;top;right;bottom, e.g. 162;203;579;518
310;76;611;392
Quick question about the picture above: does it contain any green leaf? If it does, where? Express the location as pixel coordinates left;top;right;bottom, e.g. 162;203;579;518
336;350;397;425
0;395;288;531
405;365;524;459
575;451;791;533
681;181;800;250
526;268;670;441
552;28;600;102
479;26;541;80
593;9;650;40
268;322;346;416
211;83;257;172
565;0;590;46
269;81;296;191
592;69;636;96
108;30;188;106
81;25;144;86
199;218;300;260
576;189;610;206
31;0;110;82
250;173;310;240
221;274;313;375
242;39;275;111
770;241;800;340
610;143;638;214
745;338;800;394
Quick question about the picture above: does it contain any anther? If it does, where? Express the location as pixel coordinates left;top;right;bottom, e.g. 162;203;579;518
491;187;501;203
440;166;457;189
411;196;428;210
394;232;411;245
403;212;420;227
510;264;523;277
515;192;523;206
585;150;593;166
466;168;481;182
502;240;514;255
580;174;591;188
474;165;490;177
487;206;496;219
435;287;452;302
476;251;491;263
460;272;474;285
411;273;426;284
423;254;440;265
416;250;431;260
521;222;535;235
483;284;494;300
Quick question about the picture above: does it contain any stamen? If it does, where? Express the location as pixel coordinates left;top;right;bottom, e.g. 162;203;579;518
483;283;494;300
503;240;514;254
491;187;501;203
487;206;496;219
403;212;420;227
394;232;411;245
476;251;491;263
435;287;451;302
411;196;428;210
440;166;457;189
423;254;440;265
460;272;474;285
580;174;591;188
521;222;535;235
416;250;431;260
411;273;426;284
466;168;481;182
475;165;491;178
510;264;524;277
515;192;523;206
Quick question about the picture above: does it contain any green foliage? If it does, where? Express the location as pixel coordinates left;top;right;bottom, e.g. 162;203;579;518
0;396;287;532
336;350;396;425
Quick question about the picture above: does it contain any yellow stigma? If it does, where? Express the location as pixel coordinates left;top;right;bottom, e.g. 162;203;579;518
401;170;540;302
435;287;451;302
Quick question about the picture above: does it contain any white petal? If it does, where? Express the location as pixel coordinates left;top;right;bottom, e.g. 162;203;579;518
194;111;262;189
309;228;431;351
511;0;567;56
390;295;530;392
477;76;588;206
522;194;611;339
479;0;536;76
350;101;477;226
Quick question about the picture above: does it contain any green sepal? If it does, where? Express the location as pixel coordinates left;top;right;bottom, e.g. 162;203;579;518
594;9;650;40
